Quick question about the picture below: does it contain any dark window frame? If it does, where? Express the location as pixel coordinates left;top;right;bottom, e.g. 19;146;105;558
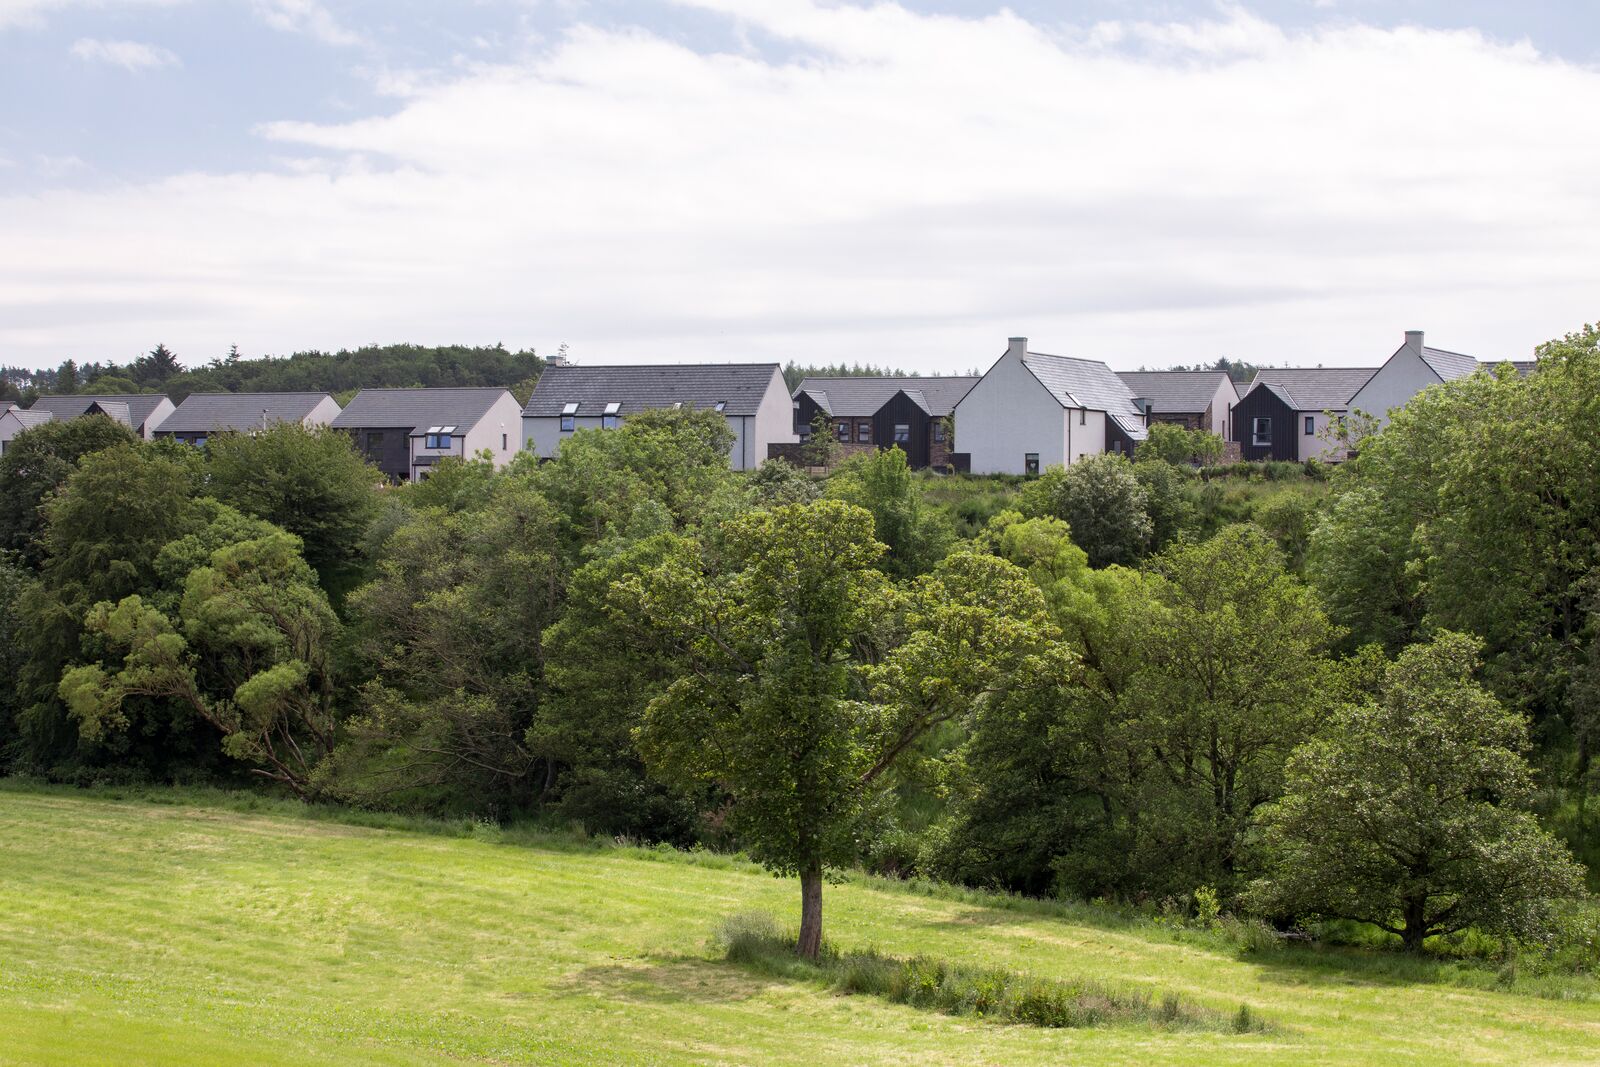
1252;417;1272;447
1304;415;1316;436
560;415;575;432
893;423;910;444
1024;453;1040;476
856;421;871;443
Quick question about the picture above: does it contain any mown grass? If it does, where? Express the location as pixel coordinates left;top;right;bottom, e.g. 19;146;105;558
3;783;1600;1065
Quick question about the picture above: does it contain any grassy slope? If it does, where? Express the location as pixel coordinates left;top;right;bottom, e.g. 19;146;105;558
2;790;1597;1067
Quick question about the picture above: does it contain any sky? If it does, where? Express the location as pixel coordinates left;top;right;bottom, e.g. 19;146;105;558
2;1;1598;374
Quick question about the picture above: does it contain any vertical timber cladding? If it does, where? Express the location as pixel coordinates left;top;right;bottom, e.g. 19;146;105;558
343;426;413;481
871;390;932;469
793;391;827;436
1233;386;1299;462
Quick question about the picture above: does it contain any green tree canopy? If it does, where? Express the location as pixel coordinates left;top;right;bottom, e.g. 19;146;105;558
1245;632;1586;949
0;415;141;566
1019;455;1153;568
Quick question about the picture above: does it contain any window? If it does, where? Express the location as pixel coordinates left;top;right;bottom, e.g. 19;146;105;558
602;401;621;430
836;421;850;442
560;415;575;432
933;420;946;443
857;421;871;443
714;400;727;413
502;433;508;451
424;433;449;449
893;423;910;444
1252;417;1272;447
365;431;384;450
192;435;207;448
1025;453;1040;476
1304;415;1316;436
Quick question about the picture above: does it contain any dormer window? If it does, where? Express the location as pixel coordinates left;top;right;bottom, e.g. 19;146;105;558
424;426;456;449
602;401;621;430
560;402;578;432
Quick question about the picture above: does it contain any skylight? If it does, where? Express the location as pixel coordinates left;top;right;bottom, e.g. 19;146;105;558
561;402;579;415
713;400;726;412
604;402;621;415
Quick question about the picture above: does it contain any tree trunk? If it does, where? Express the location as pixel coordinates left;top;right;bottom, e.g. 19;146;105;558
797;864;824;960
1400;896;1429;952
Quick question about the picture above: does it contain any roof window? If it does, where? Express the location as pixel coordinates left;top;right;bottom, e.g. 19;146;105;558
714;400;727;413
604;401;621;415
561;402;579;416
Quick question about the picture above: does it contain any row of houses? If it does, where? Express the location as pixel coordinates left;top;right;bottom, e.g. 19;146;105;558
0;330;1522;478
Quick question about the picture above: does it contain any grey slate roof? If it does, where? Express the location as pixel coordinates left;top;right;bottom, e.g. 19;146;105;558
159;392;334;434
523;363;780;418
29;393;170;430
332;388;512;437
1246;367;1378;411
1418;346;1479;382
1019;350;1148;439
793;376;978;418
3;409;52;430
1116;371;1236;414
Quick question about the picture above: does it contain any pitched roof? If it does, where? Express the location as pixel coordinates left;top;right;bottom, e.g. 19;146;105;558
1418;346;1478;382
793;376;978;418
1014;350;1147;440
159;392;335;434
332;388;513;437
1115;370;1237;414
2;409;53;430
29;393;171;430
523;363;781;417
1246;367;1378;411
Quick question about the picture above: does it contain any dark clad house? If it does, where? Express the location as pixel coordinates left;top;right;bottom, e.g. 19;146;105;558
155;392;342;446
1233;367;1376;462
522;362;795;470
331;387;524;482
27;393;176;438
792;376;978;470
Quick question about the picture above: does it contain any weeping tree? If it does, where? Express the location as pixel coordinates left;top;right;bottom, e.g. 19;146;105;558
619;499;1062;957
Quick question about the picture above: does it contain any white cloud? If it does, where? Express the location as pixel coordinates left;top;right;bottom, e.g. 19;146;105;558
251;0;365;48
3;1;1599;371
69;35;178;70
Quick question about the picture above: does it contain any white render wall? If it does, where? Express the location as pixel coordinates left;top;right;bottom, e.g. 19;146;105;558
956;344;1068;475
138;397;177;439
457;391;525;468
303;395;343;428
1066;408;1105;465
1206;377;1239;440
1349;342;1440;429
744;366;799;470
1297;410;1354;463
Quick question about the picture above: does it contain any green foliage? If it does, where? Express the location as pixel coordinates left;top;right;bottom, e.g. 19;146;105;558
1135;423;1224;466
1132;459;1197;552
330;479;564;813
1019;455;1153;567
58;528;340;794
203;423;380;596
826;447;953;578
0;414;141;566
714;911;1258;1032
1246;632;1587;949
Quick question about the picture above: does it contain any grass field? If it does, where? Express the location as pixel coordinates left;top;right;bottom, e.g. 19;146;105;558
2;787;1598;1066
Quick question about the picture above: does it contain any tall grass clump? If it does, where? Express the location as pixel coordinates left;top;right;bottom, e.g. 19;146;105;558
712;912;1266;1034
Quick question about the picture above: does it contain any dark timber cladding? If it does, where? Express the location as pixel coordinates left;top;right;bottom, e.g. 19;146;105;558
1233;385;1298;461
873;389;932;468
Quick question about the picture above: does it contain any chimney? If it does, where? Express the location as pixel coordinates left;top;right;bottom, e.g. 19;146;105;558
1405;330;1424;353
1007;336;1027;359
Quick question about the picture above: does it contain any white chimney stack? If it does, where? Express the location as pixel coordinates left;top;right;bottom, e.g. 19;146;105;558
1007;336;1028;359
1405;330;1424;353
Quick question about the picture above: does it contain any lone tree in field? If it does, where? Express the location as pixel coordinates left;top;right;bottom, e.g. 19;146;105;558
1245;631;1585;950
620;499;1060;958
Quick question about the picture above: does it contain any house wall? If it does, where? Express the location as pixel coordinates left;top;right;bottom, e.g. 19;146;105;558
1298;410;1354;463
1206;377;1239;439
460;392;525;469
410;431;466;480
303;396;342;428
745;368;798;470
873;392;931;469
347;426;413;481
139;398;177;439
1067;408;1106;466
1234;387;1298;461
956;348;1067;475
0;412;35;454
1349;345;1437;429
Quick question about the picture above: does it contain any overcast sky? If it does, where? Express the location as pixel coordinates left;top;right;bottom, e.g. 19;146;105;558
3;1;1597;374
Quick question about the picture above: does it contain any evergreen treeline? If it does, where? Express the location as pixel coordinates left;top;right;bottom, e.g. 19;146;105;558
1;343;545;406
